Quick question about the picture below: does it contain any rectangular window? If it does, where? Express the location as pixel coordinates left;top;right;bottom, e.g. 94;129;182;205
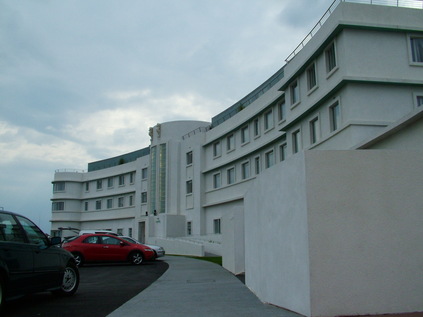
186;180;193;194
253;118;260;137
187;222;192;235
130;172;135;184
85;182;89;191
52;202;65;211
264;110;274;130
96;180;103;190
255;156;260;175
241;126;249;144
290;80;299;105
325;42;337;73
307;63;317;91
117;228;123;236
129;195;134;206
227;167;235;185
128;228;132;237
292;130;301;154
84;201;88;211
213;141;221;157
227;134;235;151
241;161;250;180
186;151;193;165
410;37;423;63
96;200;102;210
141;192;147;203
107;177;114;188
213;173;221;189
107;199;113;209
141;168;148;179
265;150;275;169
416;95;423;107
213;219;221;234
279;143;287;162
310;117;320;144
330;102;340;132
53;182;65;192
119;175;125;186
278;97;286;122
118;197;124;207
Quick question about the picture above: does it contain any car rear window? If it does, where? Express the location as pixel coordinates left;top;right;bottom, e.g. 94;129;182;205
0;213;26;243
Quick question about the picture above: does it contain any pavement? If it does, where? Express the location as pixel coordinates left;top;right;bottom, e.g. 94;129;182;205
107;255;301;317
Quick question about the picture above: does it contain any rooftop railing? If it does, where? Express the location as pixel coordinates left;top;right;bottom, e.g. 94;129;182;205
285;0;423;63
54;169;85;173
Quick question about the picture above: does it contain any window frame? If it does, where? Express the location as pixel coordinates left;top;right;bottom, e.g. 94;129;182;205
213;172;221;189
213;219;221;234
279;143;287;162
141;168;148;180
330;101;341;132
253;118;260;138
409;35;423;64
254;156;261;175
141;192;148;204
277;96;286;123
265;150;275;169
186;180;193;194
107;198;113;209
186;151;193;165
226;134;235;152
306;62;317;93
227;167;235;185
241;161;250;180
213;141;221;158
292;129;301;154
241;125;250;144
325;42;338;75
309;116;320;145
290;80;300;107
264;109;274;131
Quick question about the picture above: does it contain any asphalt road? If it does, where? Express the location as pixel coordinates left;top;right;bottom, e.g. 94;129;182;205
3;259;169;317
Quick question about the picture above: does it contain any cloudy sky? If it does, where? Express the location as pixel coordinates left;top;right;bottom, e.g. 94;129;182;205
0;0;334;231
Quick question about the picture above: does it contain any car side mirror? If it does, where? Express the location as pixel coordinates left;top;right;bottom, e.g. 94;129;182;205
120;241;126;247
51;236;62;246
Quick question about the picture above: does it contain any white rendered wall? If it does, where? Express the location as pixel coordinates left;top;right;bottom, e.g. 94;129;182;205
245;150;423;317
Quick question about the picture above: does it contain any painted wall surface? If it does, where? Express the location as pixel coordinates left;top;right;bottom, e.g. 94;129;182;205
306;150;423;316
222;202;244;274
244;153;311;317
245;150;423;317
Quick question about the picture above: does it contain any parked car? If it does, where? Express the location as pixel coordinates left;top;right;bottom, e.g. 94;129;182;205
120;236;165;258
0;210;79;309
62;234;156;266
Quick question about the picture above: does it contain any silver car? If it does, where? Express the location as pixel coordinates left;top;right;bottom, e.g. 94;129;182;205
120;236;165;258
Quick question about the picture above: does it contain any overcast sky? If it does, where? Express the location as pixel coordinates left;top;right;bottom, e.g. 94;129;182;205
0;0;334;232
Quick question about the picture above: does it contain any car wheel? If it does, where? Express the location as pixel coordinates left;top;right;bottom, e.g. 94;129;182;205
129;251;143;265
72;252;84;267
53;262;79;296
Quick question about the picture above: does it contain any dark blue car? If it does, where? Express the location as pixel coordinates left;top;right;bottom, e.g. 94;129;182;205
0;210;79;308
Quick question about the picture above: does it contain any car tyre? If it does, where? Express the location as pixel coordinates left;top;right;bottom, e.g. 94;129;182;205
129;251;143;265
53;262;79;297
72;252;84;267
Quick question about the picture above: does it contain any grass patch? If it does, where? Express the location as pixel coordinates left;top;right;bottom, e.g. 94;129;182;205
182;255;222;266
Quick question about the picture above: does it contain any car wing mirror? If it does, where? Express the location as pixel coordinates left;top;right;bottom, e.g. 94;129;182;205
50;236;62;246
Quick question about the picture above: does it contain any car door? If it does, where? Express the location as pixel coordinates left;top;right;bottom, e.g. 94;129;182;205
16;215;62;289
99;236;127;261
0;213;35;295
80;235;103;262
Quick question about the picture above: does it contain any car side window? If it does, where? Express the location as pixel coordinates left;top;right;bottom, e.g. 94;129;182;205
101;237;121;245
16;215;48;247
83;236;100;244
0;214;26;243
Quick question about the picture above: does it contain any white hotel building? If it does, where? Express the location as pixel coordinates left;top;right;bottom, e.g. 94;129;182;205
51;1;423;316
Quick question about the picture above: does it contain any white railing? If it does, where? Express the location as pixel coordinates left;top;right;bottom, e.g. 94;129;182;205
285;0;423;63
55;169;85;173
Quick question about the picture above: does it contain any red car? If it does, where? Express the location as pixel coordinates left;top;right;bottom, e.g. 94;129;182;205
62;234;155;266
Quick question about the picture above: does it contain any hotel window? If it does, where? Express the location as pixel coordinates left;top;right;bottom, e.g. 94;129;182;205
96;200;102;210
186;180;193;194
96;180;102;190
213;173;221;189
213;141;221;158
84;202;88;211
85;182;89;191
264;110;274;131
227;134;235;151
253;118;260;137
52;202;65;211
265;150;275;169
307;63;317;91
417;95;423;107
130;172;135;184
53;182;65;192
129;195;134;206
227;167;235;185
254;156;261;175
186;151;193;165
213;219;221;234
410;37;423;63
290;80;300;105
141;168;148;179
118;197;124;208
309;117;320;144
107;199;113;209
325;42;337;73
141;192;147;204
241;126;249;144
292;129;301;154
330;102;340;132
187;221;192;235
278;96;286;122
279;143;287;162
241;161;250;180
119;175;125;186
107;177;114;188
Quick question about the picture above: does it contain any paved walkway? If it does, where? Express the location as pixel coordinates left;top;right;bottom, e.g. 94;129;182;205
108;255;301;317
